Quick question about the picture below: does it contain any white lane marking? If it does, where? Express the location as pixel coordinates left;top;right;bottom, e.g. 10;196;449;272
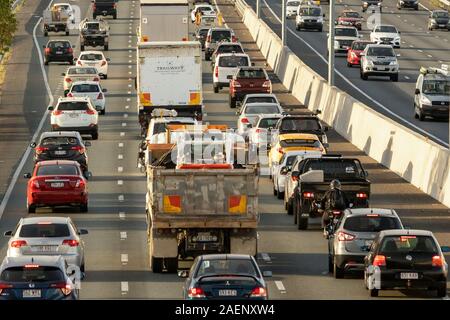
0;2;55;220
396;15;400;17
121;282;129;294
427;54;433;58
129;50;132;53
418;49;423;52
261;0;449;147
119;212;126;219
118;166;123;172
128;65;132;68
409;44;414;48
117;180;123;185
126;98;131;101
261;253;271;262
124;113;128;118
321;271;328;275
438;60;443;63
404;76;410;80
128;60;132;63
120;232;127;240
120;132;125;136
275;281;286;293
118;154;123;160
128;72;132;75
129;55;132;58
118;195;125;202
119;142;124;148
122;123;127;127
127;91;131;94
418;28;422;31
125;105;130;109
121;254;128;264
128;84;132;88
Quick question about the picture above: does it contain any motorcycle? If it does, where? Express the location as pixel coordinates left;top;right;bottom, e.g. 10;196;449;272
137;140;147;174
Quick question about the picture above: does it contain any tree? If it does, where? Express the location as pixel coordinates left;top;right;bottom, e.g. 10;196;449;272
0;0;17;55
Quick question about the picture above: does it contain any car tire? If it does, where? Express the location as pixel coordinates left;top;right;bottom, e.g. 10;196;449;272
391;74;398;82
100;109;105;115
287;201;294;215
81;45;85;51
27;204;36;214
361;71;368;80
113;13;117;20
369;288;379;297
104;44;109;51
347;62;352;67
213;84;219;93
103;74;108;80
296;25;300;31
80;203;88;213
437;285;447;297
415;5;418;10
333;263;344;279
328;255;333;273
417;109;425;121
277;186;284;200
273;186;277;196
92;132;99;140
44;30;48;37
44;60;49;66
318;27;322;32
229;96;236;108
297;215;308;230
65;30;69;36
151;257;164;273
166;258;178;273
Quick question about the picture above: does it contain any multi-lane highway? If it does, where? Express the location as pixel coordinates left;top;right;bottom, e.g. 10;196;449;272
0;0;448;300
246;0;449;146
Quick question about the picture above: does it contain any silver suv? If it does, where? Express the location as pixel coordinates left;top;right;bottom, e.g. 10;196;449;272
326;208;403;278
360;44;399;82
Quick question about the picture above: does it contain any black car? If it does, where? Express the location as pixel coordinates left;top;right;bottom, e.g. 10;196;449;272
180;254;271;300
79;19;109;51
362;0;382;13
43;40;75;65
364;229;449;297
397;0;419;10
31;131;90;173
274;114;329;145
195;27;210;50
428;10;450;31
92;0;117;19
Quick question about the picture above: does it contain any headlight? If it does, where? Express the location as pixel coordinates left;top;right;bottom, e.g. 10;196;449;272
377;2;381;5
389;61;397;65
420;96;432;105
430;19;436;24
366;60;374;67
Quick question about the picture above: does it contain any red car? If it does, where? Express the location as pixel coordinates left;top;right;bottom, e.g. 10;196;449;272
336;10;363;30
228;67;272;108
25;160;90;213
347;40;374;67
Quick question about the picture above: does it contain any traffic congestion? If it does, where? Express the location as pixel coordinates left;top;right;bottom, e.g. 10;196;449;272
0;0;449;303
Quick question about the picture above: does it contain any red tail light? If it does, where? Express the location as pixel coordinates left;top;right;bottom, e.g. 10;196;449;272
215;66;219;78
113;3;116;8
373;255;386;267
86;108;96;115
67;48;73;54
62;239;79;247
101;60;106;66
11;240;27;248
337;231;355;242
77;60;82;65
262;80;271;92
187;287;205;298
292;176;299;181
92;4;96;10
303;192;314;198
67;92;73;97
71;146;85;154
65;78;72;83
432;255;444;267
35;146;49;154
44;48;50;54
97;92;103;100
0;283;13;294
53;110;63;116
240;117;249;123
75;179;85;188
51;282;72;296
356;192;368;199
250;286;267;297
93;77;100;82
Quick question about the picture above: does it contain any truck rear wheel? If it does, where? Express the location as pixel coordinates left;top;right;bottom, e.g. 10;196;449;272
287;200;293;215
151;257;164;273
165;258;178;273
297;215;308;230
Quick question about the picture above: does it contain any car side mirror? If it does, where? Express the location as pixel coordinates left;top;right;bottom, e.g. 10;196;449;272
178;270;189;278
102;88;107;93
24;173;31;179
280;167;289;175
441;246;450;253
415;89;420;95
78;229;89;235
262;271;272;277
251;62;255;66
48;106;54;111
61;73;66;76
4;231;12;237
398;31;401;34
30;142;37;148
227;75;233;80
84;141;91;147
106;58;111;62
84;171;92;179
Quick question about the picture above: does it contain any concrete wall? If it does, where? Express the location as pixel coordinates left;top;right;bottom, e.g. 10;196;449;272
235;0;450;207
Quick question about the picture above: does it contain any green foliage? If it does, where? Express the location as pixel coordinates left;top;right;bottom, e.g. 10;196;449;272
0;0;18;55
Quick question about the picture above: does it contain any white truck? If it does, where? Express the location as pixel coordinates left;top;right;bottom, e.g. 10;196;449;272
139;0;189;42
43;4;74;36
136;41;203;129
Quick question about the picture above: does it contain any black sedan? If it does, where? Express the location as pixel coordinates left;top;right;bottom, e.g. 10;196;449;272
181;254;271;300
364;229;449;297
43;40;75;65
31;131;90;173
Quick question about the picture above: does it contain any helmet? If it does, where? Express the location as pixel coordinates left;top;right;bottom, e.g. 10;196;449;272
330;179;341;190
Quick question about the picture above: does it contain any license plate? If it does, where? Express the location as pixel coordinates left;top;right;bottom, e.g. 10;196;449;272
51;182;64;188
56;52;63;54
400;272;418;280
439;25;445;27
69;113;79;118
440;108;448;111
219;289;237;296
32;245;58;252
54;150;66;155
23;289;41;298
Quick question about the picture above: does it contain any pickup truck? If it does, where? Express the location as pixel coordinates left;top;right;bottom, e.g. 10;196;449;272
92;0;117;19
290;155;370;230
228;67;272;108
79;19;110;51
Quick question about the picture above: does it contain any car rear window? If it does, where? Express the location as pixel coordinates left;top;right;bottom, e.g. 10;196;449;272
80;54;103;61
299;7;321;16
379;236;438;254
246;96;277;104
245;105;280;114
217;45;243;54
57;101;89;111
196;259;258;277
41;137;79;146
344;216;402;232
344;11;360;18
237;69;266;79
0;267;65;282
68;67;97;75
280;118;321;131
280;139;321;148
280;155;298;166
218;56;249;68
48;41;70;48
375;26;397;33
36;164;78;176
335;28;357;37
258;118;279;128
19;223;71;238
211;30;232;42
71;84;100;93
304;159;365;180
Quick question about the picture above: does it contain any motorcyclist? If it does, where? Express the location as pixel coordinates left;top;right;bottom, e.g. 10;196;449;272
320;179;350;228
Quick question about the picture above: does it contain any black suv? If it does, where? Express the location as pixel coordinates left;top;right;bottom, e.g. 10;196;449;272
274;114;329;145
43;40;75;65
31;131;90;172
92;0;118;19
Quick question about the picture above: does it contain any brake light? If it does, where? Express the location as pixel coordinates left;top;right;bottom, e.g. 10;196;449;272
303;192;314;198
71;146;85;154
77;60;82;65
65;77;72;83
67;47;73;54
97;92;103;100
356;192;368;199
44;48;50;54
432;255;444;267
101;60;106;66
337;231;355;241
11;240;27;248
51;282;72;296
292;176;299;181
53;110;63;116
241;117;249;123
262;80;271;88
92;4;96;11
67;92;73;97
113;3;116;8
24;264;39;268
35;146;49;154
62;239;79;247
86;108;96;115
0;283;13;294
75;179;85;188
250;286;267;297
187;287;205;298
31;179;40;190
215;66;219;78
373;255;386;267
255;128;266;133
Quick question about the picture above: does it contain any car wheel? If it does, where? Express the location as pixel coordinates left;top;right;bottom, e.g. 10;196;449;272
229;96;236;108
277;186;284;200
103;74;108;80
347;62;352;67
328;255;333;273
369;288;379;297
417;109;425;121
273;186;277;196
44;60;49;66
333;263;344;279
104;44;109;51
80;203;88;213
27;204;36;214
296;25;300;31
65;30;69;36
297;215;308;230
92;132;99;140
318;27;322;32
113;13;117;19
287;201;293;215
213;84;219;93
391;74;398;82
361;71;368;80
437;284;447;297
100;109;106;115
151;256;164;273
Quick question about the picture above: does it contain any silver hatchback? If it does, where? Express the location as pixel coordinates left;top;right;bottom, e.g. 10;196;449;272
327;208;403;278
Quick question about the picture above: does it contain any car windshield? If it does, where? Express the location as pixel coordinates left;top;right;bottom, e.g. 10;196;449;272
71;84;100;93
68;67;97;75
36;164;78;176
217;45;243;54
422;79;450;95
304;159;365;180
0;267;65;283
280;118;321;131
196;259;258;277
41;137;79;146
198;29;209;36
19;223;71;238
280;139;321;148
287;1;300;6
211;30;232;42
367;47;395;56
198;6;213;12
258;118;279;128
57;101;89;111
375;26;397;33
433;11;448;18
85;23;99;30
335;28;357;37
79;54;103;61
344;216;402;232
246;96;277;104
379;236;439;254
245;105;280;114
48;41;70;49
218;56;249;67
299;7;321;16
237;69;266;79
352;42;371;50
343;12;359;18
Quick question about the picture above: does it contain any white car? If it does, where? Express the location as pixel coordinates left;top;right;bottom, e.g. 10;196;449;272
67;81;107;115
213;53;251;93
241;93;280;108
191;4;215;22
62;66;100;95
237;102;284;137
248;114;283;149
370;24;401;48
286;0;301;18
76;51;110;79
49;97;99;140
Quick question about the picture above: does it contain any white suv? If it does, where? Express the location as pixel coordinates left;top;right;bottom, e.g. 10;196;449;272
67;81;107;115
370;24;401;48
49;97;99;140
76;51;110;79
213;53;251;93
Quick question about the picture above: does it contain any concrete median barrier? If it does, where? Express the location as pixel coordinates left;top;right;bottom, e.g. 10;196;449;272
233;0;450;208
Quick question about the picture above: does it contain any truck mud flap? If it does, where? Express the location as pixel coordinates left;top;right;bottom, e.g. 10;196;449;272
229;229;257;256
149;228;178;258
